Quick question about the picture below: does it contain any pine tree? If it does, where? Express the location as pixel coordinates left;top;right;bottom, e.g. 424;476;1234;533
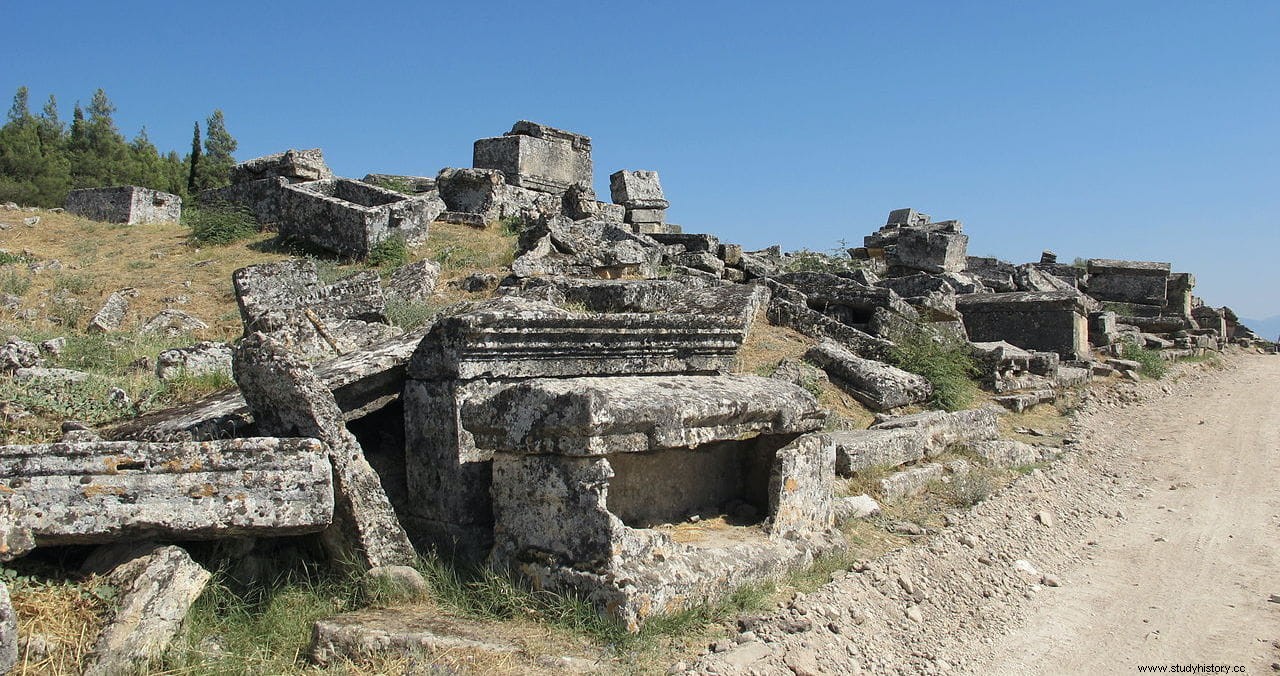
197;109;237;191
186;121;201;195
6;87;31;125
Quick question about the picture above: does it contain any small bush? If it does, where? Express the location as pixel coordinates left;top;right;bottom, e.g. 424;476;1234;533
366;234;409;268
51;272;93;295
780;243;864;275
0;250;35;266
497;215;525;237
1121;339;1167;379
384;297;438;330
185;203;260;245
0;269;31;296
944;470;996;507
889;327;980;411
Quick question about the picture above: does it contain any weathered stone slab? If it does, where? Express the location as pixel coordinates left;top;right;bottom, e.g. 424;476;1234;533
1086;259;1171;306
0;438;334;548
870;407;1000;455
512;217;662;279
508;277;684;312
609;169;668;209
895;228;967;273
233;334;417;570
0;580;14;675
830;428;925;476
464;375;825;456
65;186;181;225
407;297;745;381
155;341;233;381
879;463;946;500
886;208;930;227
957;291;1090;360
765;297;895;361
386;259;441;302
87;290;131;334
82;545;211;676
139;309;208;336
310;607;523;668
805;340;931;410
969;439;1041;467
109;326;430;441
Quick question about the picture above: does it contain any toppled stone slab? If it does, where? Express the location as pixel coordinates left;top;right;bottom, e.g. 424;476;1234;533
234;333;417;570
0;580;14;674
609;170;669;209
507;277;684;312
139;309;208;336
109;326;430;441
969;439;1042;467
65;186;181;225
386;259;441;302
765;297;894;362
0;438;334;548
805;340;931;410
464;374;825;455
869;407;1000;455
834;494;881;521
831;428;926;476
82;545;211;676
87;290;132;334
895;226;968;274
361;173;436;193
12;366;90;384
879;463;946;500
993;390;1056;413
155;341;233;381
957;291;1090;360
233;259;398;358
311;607;524;668
775;272;919;339
512;217;662;279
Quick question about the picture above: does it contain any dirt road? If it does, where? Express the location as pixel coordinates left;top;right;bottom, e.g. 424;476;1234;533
977;354;1280;674
687;353;1280;675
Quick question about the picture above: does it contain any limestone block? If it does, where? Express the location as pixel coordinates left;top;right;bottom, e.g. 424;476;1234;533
82;545;211;675
886;208;930;227
957;291;1090;360
769;433;836;535
155;341;233;381
65;186;181;225
0;337;41;372
895;228;968;273
473;121;592;193
1085;259;1171;306
830;428;926;476
87;291;131;334
609;170;669;209
0;437;333;548
276;178;437;258
969;439;1040;467
879;463;945;501
139;309;208;336
805;340;932;411
870;407;1001;455
387;259;441;302
463;375;826;456
233;333;417;569
765;297;894;361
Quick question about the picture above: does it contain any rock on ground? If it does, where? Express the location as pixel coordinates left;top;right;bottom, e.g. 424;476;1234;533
82;545;211;676
0;581;15;675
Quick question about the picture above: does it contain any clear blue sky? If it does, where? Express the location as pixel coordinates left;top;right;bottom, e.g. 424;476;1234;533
4;2;1278;317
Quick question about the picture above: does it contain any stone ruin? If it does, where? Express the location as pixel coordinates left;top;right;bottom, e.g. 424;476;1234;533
2;122;1266;668
64;186;182;225
201;148;443;258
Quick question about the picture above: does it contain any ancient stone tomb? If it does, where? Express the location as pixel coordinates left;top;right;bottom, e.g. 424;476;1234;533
65;186;182;224
400;294;841;629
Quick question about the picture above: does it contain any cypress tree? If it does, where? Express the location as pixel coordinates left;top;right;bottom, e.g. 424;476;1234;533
186;121;201;195
198;109;237;190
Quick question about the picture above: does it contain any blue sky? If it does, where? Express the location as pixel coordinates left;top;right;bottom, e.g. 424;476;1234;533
4;1;1278;317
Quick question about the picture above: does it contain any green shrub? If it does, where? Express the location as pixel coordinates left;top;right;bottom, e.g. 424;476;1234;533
944;469;996;507
1121;339;1167;379
185;202;260;245
366;234;409;268
889;327;980;411
780;244;864;275
0;269;31;296
0;250;35;266
497;215;525;237
384;297;438;330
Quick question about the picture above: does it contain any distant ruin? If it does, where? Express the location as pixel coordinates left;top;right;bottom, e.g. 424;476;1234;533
64;185;181;224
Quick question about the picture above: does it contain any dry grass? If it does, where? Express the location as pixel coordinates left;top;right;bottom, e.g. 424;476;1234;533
736;319;876;429
997;402;1072;446
8;575;111;675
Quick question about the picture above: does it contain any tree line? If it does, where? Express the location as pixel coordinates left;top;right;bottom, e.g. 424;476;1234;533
0;87;239;207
